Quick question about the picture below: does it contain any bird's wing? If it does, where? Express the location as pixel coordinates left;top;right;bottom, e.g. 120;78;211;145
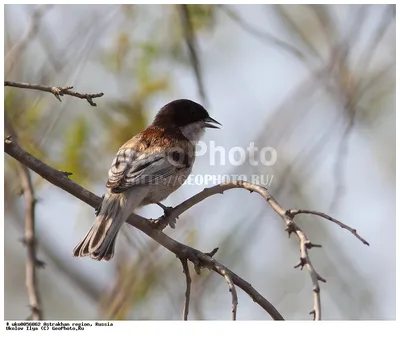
106;147;184;194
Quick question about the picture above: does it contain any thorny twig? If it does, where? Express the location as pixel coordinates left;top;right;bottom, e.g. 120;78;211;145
4;81;104;106
152;181;368;320
179;258;191;320
288;210;369;246
215;264;238;320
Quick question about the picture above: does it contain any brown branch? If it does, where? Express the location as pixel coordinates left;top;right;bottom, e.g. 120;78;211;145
5;121;43;320
161;181;327;318
288;210;369;246
179;258;191;320
4;138;284;321
153;181;368;320
18;164;43;320
291;224;325;320
215;264;238;320
4;81;104;106
177;5;208;106
5;137;369;319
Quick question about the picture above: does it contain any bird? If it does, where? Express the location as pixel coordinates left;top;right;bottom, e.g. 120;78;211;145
73;99;221;261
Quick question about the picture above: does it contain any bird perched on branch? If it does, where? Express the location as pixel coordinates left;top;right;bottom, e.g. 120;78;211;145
73;99;221;261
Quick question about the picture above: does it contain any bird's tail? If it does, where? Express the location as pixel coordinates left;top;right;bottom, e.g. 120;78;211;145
73;188;146;261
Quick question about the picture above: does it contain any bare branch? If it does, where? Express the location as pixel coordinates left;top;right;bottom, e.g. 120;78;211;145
179;258;191;320
5;121;43;320
4;138;284;321
218;5;307;64
290;224;325;320
177;5;208;106
329;103;356;212
355;4;394;81
288;209;369;246
272;4;322;61
5;5;53;74
153;181;368;320
18;164;43;320
4;81;104;106
215;264;238;320
5;138;368;320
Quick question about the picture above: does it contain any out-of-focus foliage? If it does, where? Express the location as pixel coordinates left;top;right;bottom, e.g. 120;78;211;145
60;115;90;184
186;4;215;31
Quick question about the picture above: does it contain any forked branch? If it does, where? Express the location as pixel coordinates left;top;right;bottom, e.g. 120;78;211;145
5;138;284;321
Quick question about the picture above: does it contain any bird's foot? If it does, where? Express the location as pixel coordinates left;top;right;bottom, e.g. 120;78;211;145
156;202;174;217
154;202;178;229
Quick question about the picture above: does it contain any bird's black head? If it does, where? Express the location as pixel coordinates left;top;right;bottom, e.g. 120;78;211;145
152;99;221;129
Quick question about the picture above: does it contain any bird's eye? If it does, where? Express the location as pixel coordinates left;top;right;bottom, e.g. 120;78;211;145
171;151;181;162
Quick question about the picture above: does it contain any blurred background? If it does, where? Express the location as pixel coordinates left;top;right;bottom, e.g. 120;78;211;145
4;4;395;320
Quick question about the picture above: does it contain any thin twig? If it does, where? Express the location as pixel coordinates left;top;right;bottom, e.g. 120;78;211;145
329;102;356;212
290;224;325;320
177;5;208;106
355;4;394;83
18;165;43;320
272;4;322;61
4;138;284;320
5;5;53;74
215;264;238;320
4;81;104;106
179;258;191;320
288;209;369;245
218;5;307;64
5;121;43;320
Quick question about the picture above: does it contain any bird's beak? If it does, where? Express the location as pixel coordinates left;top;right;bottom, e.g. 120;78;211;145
204;116;222;129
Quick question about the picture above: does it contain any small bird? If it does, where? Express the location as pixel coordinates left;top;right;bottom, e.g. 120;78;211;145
73;99;221;261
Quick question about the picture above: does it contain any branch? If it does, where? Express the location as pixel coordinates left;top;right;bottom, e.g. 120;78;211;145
291;224;325;320
215;264;238;320
5;121;43;320
4;138;284;321
288;210;369;246
218;5;307;64
5;5;52;74
329;102;356;212
18;164;43;320
4;81;104;106
177;5;208;106
355;4;394;82
152;181;368;320
179;258;191;320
